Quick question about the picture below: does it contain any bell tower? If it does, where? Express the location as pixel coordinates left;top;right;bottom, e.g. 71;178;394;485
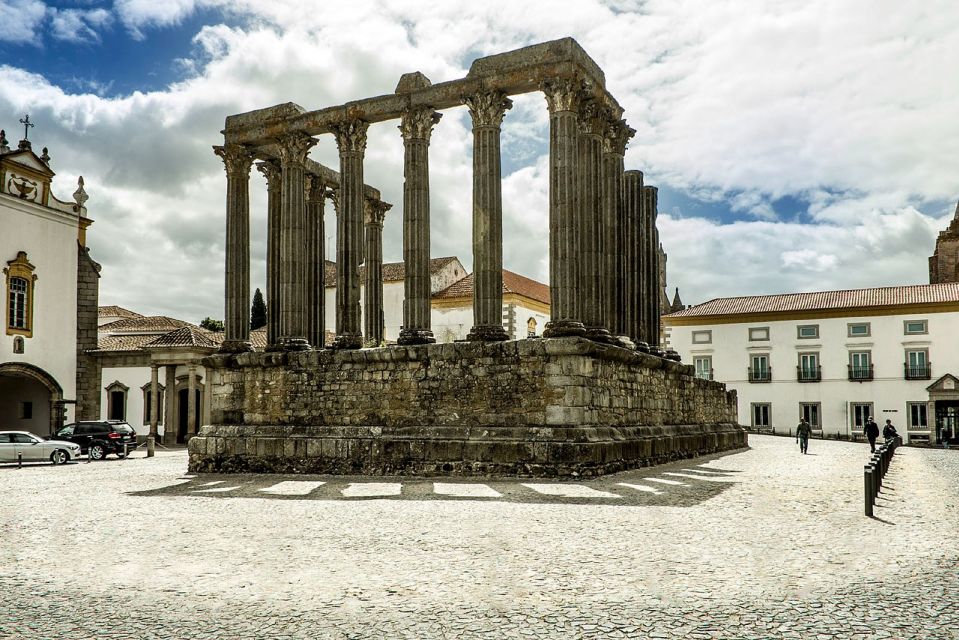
930;201;959;284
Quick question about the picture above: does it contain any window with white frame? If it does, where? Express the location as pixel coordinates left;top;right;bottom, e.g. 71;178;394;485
751;403;771;428
800;403;821;429
907;402;928;430
797;324;819;339
748;327;769;341
847;322;870;337
691;330;712;344
850;402;873;431
693;356;712;380
903;320;928;335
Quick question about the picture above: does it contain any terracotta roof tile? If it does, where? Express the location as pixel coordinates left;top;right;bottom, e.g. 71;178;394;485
94;334;159;352
144;326;218;349
433;269;550;305
324;257;459;287
98;305;143;319
99;316;196;333
666;282;959;318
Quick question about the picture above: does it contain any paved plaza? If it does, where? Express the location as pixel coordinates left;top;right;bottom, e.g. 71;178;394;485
2;434;957;639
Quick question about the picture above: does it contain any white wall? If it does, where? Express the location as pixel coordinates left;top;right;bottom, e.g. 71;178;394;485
667;310;959;443
0;194;79;422
100;365;208;437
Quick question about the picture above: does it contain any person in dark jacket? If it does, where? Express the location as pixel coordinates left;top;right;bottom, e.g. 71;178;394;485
865;417;880;452
796;418;812;454
883;419;899;443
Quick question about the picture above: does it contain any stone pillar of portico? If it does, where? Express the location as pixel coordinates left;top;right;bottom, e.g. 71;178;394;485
276;132;317;350
213;144;254;353
149;364;159;439
643;185;660;349
331;119;370;349
398;107;441;345
256;160;282;348
164;364;176;444
187;364;197;438
623;170;646;350
602;119;634;346
465;90;512;342
364;198;391;345
542;79;586;338
305;174;327;349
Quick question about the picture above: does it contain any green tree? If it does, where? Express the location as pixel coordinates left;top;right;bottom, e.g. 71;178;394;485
250;288;267;330
199;317;224;331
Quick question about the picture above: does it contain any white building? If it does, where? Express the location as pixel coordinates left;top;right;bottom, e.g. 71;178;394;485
0;126;98;437
664;283;959;445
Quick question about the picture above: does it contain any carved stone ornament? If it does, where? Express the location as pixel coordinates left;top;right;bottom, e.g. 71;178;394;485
364;198;392;226
463;91;513;128
541;78;586;114
8;175;38;200
330;119;369;154
577;99;607;136
72;176;88;207
213;144;254;176
255;160;281;188
398;107;442;141
276;132;317;166
305;174;328;202
602;118;636;155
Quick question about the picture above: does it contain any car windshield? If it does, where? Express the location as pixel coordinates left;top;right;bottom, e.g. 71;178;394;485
111;424;134;434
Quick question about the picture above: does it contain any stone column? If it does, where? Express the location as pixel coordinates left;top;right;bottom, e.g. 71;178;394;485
256;160;282;348
149;364;159;439
276;132;317;350
602;119;634;345
577;100;612;343
465;90;512;342
398;107;441;345
164;365;176;444
623;170;646;349
364;198;391;345
305;174;327;349
542;79;586;338
331;119;369;349
213;144;254;353
643;185;660;349
187;364;197;438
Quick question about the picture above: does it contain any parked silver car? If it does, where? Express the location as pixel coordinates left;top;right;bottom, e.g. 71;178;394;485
0;431;81;465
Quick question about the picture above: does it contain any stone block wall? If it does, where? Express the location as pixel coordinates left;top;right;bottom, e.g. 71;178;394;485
75;245;101;421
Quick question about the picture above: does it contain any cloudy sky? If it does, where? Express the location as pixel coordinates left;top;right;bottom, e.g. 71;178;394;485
2;0;958;322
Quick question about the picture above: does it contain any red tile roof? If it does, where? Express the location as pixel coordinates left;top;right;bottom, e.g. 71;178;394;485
433;269;551;305
94;334;159;352
666;282;959;318
324;257;459;287
98;316;196;333
144;326;218;349
98;305;143;319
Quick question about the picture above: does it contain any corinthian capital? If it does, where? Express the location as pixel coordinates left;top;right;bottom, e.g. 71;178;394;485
213;144;254;177
399;107;442;142
364;198;392;227
463;91;513;128
602;118;636;155
276;131;317;167
577;99;607;136
255;160;281;190
331;119;370;154
305;173;329;202
541;78;586;114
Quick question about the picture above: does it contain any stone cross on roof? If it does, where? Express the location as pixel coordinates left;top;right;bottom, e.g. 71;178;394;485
19;114;33;139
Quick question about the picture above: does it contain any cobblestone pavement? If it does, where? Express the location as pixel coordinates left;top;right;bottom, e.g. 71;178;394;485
2;435;957;639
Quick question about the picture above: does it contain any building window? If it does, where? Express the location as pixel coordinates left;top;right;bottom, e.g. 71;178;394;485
13;336;24;354
141;384;165;425
850;402;873;431
748;354;771;382
905;349;931;379
19;401;33;420
105;381;129;421
907;403;928;430
691;330;712;344
693;356;713;381
797;324;819;339
751;403;771;429
848;351;873;381
4;251;37;338
798;353;821;382
903;320;928;335
800;403;821;429
847;322;870;337
748;327;769;341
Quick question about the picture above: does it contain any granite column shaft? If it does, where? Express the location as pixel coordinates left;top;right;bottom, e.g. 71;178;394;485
305;175;326;349
364;199;390;345
149;364;159;438
623;170;644;347
578;101;610;342
187;365;197;437
164;365;176;444
643;185;660;348
257;161;282;348
602;119;634;343
332;120;369;349
214;144;254;352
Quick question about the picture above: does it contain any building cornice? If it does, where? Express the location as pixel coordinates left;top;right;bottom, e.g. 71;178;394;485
664;302;959;326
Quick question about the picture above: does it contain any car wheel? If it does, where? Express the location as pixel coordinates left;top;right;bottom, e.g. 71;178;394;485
50;450;68;465
89;444;106;460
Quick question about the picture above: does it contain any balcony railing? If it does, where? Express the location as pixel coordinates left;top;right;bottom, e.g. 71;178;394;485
797;365;822;382
748;367;771;383
695;369;714;381
848;364;874;382
904;363;932;380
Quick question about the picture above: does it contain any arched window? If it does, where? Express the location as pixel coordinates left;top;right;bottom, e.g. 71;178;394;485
4;252;37;337
105;381;129;422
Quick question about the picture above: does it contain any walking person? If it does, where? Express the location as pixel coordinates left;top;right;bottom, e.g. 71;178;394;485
865;416;880;453
796;418;812;454
883;419;899;444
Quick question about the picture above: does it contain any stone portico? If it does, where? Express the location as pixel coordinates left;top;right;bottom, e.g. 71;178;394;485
190;38;747;476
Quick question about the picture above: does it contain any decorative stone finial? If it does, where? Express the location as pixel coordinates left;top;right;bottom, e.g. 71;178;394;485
0;129;8;153
395;71;432;93
40;147;50;165
73;176;89;208
18;138;31;151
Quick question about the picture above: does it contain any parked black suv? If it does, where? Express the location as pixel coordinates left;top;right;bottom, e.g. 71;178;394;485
53;421;137;460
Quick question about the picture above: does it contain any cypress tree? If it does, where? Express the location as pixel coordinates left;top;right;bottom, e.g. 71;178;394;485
250;288;267;330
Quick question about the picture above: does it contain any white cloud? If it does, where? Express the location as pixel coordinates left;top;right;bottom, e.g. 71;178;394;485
49;7;113;43
114;0;205;39
0;0;47;44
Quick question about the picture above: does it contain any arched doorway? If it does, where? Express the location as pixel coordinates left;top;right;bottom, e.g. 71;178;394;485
0;362;64;437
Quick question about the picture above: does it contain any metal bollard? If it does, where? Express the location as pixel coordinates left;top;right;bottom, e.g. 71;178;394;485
123;442;128;459
86;448;91;463
864;465;874;516
17;451;22;469
871;458;881;495
147;435;155;458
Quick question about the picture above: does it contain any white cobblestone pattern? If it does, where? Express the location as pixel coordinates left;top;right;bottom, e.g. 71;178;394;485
1;435;957;639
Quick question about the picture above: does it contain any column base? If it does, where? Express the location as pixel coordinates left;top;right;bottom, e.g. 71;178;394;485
397;328;436;345
271;336;312;352
467;325;509;342
217;339;254;354
584;327;617;344
332;333;363;350
665;349;682;362
612;335;635;350
649;346;666;358
633;341;650;354
543;320;586;338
